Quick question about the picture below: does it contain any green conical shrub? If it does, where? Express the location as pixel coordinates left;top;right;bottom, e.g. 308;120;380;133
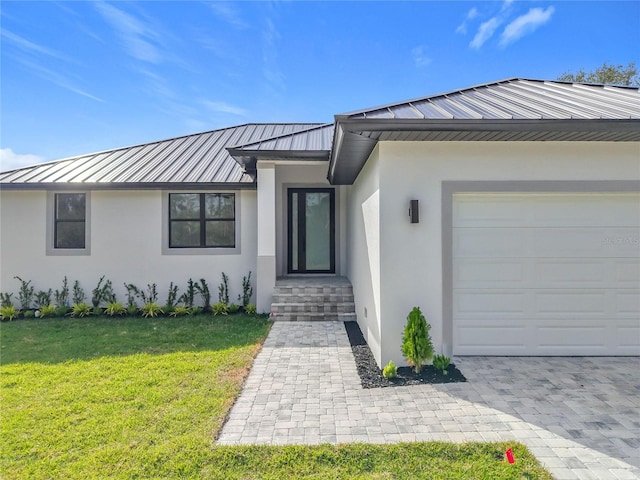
401;306;434;373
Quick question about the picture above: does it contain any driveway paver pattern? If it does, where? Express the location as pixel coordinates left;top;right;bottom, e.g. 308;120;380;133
218;322;640;480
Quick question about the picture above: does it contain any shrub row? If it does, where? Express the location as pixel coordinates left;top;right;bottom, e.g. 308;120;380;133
0;272;257;321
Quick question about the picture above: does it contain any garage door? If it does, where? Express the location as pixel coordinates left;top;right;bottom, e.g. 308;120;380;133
453;193;640;355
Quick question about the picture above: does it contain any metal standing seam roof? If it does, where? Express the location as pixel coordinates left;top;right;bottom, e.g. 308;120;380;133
226;123;335;171
329;78;640;184
3;78;639;189
0;123;322;188
342;78;640;120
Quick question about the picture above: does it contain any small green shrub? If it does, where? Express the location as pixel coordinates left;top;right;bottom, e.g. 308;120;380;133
169;306;190;317
34;289;53;309
70;303;92;318
141;302;163;318
72;281;85;305
127;304;138;317
0;305;18;321
54;276;69;307
141;284;158;304
218;272;229;305
105;302;126;317
14;276;34;310
238;271;253;307
401;306;434;374
124;283;140;308
92;276;116;307
165;282;179;310
196;278;211;310
39;304;57;318
212;302;229;316
244;303;257;315
180;279;196;308
92;307;104;317
54;305;70;317
382;360;397;379
228;303;240;314
24;310;35;319
190;306;203;316
432;354;451;375
0;293;13;308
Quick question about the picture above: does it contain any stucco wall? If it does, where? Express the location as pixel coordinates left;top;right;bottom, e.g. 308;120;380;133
345;146;383;364
348;141;640;367
0;189;257;307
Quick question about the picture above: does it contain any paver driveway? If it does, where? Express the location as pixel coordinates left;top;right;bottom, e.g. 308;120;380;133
218;322;640;480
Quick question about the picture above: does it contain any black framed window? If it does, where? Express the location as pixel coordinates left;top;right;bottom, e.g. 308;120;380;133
169;193;235;248
54;193;86;249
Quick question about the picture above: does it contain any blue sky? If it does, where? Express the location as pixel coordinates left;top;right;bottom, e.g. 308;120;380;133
1;1;638;170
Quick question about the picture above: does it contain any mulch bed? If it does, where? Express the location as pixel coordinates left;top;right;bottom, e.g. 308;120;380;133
344;321;466;389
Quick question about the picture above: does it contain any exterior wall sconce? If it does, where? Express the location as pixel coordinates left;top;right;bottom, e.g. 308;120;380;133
409;199;419;223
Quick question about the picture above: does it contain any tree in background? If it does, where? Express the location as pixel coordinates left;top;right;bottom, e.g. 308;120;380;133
558;61;638;86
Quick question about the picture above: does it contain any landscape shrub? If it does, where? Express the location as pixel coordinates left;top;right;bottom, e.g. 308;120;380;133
0;305;18;321
433;354;451;375
401;306;433;373
382;360;397;379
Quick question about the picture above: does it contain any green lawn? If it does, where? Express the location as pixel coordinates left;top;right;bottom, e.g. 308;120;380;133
1;315;552;479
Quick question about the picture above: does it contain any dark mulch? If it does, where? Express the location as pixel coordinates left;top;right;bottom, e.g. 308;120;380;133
344;321;466;389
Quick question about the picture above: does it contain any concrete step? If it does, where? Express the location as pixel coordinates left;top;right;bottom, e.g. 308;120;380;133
271;302;356;314
271;277;356;322
272;312;357;322
272;293;355;304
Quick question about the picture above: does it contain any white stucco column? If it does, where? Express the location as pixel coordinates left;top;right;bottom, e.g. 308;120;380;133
256;162;276;313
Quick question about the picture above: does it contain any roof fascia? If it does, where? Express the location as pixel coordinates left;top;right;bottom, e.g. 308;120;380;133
328;117;640;185
339;118;640;133
0;182;257;191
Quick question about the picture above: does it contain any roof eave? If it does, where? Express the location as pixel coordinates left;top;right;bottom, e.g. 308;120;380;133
0;181;257;191
328;118;640;185
228;149;330;171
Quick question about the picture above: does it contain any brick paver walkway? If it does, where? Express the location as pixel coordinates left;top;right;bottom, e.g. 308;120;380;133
218;322;640;480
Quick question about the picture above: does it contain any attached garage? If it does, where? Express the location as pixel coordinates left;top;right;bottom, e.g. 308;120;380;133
452;192;640;356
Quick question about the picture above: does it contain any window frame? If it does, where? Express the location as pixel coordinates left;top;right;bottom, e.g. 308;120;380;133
162;191;241;255
46;191;91;256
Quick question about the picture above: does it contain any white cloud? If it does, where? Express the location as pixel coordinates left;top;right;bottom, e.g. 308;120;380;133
207;2;248;29
500;7;555;47
411;46;431;68
1;29;71;62
16;58;104;103
455;7;478;34
501;0;515;13
470;17;502;49
94;2;163;64
0;149;46;172
202;100;247;116
262;15;285;93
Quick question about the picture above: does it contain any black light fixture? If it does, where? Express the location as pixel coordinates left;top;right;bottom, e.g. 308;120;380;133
409;199;419;223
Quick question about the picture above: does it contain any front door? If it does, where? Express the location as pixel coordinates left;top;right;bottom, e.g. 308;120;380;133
287;188;335;274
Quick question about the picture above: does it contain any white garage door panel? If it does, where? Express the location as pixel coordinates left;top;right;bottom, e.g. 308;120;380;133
453;193;640;356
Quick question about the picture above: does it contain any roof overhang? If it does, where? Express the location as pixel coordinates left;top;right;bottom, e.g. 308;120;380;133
227;148;330;172
0;181;257;191
328;118;640;185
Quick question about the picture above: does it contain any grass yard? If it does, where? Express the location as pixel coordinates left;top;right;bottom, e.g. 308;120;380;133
1;315;552;479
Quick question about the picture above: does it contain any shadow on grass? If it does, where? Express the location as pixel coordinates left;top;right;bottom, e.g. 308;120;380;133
0;314;271;365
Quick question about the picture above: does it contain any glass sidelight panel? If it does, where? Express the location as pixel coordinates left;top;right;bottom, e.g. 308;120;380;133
288;189;335;273
305;192;331;271
291;192;298;271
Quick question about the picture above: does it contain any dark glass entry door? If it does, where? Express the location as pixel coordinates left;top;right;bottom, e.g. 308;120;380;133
287;188;335;274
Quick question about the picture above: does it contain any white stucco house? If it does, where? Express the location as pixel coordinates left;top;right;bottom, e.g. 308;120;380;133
1;78;639;366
